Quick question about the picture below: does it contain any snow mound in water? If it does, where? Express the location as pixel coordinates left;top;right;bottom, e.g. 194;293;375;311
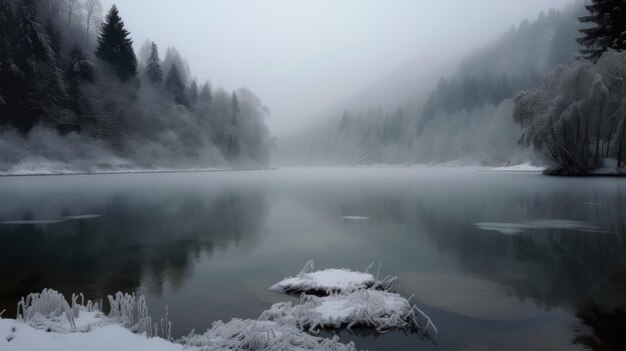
180;319;356;351
270;260;398;294
261;290;438;336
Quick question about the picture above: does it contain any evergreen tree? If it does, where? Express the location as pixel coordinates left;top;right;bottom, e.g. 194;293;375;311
67;46;95;83
95;5;137;81
165;65;189;106
144;41;162;84
0;0;68;133
188;80;199;105
227;91;240;159
199;82;212;102
577;0;626;62
64;47;95;134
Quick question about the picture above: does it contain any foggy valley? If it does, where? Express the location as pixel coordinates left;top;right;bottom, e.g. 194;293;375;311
1;1;626;350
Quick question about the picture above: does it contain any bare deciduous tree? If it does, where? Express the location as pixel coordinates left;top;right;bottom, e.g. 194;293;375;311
513;50;626;175
84;0;102;43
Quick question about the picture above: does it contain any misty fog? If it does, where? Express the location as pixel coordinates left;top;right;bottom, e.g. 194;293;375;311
4;1;626;350
102;0;572;137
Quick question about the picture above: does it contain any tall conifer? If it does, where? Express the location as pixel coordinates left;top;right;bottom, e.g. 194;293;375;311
578;0;626;62
144;42;162;84
96;5;137;81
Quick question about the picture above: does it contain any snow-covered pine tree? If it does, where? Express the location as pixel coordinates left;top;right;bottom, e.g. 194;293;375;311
226;91;240;159
144;41;163;84
0;0;68;133
199;82;212;102
577;0;626;62
95;5;137;81
188;80;199;105
65;46;95;134
165;65;189;107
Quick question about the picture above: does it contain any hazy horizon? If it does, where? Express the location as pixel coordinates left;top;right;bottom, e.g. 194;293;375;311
103;0;573;137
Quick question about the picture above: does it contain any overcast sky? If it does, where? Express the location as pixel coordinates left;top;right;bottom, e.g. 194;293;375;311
102;0;573;136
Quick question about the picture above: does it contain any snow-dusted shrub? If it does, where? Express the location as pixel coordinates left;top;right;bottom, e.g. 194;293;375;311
513;50;626;174
271;260;398;295
179;319;357;351
260;290;437;336
17;289;76;331
107;292;136;327
14;289;167;338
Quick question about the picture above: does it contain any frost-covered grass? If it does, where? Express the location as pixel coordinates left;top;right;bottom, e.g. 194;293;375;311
179;319;356;351
261;290;437;336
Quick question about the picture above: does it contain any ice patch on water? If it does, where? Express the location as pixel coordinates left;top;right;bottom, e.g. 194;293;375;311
474;223;528;235
0;214;102;226
342;216;371;220
475;219;608;235
64;214;102;220
0;219;67;225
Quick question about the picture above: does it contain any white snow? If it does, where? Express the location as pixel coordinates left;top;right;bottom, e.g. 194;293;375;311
0;316;182;351
271;269;375;294
485;163;543;172
270;261;398;294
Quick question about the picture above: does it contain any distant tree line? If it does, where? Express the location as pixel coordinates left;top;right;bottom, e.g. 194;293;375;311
300;4;582;166
0;0;270;172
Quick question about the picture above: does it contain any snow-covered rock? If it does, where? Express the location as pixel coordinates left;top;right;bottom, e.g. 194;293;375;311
270;260;398;294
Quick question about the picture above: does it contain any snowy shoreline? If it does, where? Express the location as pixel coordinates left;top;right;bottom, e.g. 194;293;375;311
1;261;436;351
0;167;277;178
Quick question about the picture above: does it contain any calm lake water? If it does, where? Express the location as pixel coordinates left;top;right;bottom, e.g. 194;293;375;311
1;167;625;350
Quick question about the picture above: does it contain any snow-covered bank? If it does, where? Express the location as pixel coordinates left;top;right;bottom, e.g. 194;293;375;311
0;167;277;177
1;261;436;351
484;163;543;172
1;318;183;351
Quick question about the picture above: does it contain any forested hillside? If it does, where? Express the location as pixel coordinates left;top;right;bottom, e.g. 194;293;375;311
280;2;584;166
0;0;271;174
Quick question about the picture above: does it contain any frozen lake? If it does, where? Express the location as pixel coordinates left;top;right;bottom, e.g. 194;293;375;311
0;167;625;350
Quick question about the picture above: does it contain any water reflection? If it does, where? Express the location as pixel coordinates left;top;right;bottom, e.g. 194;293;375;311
285;169;626;350
0;177;268;317
0;169;625;350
